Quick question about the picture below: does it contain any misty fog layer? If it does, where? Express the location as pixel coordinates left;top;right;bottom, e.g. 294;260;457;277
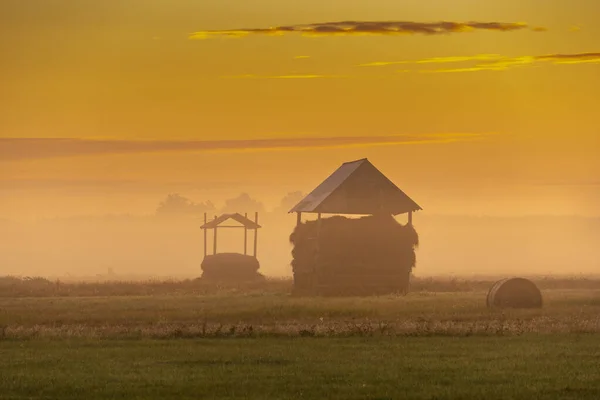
1;204;598;279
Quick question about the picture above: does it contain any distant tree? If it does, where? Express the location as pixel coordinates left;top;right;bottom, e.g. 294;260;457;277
155;194;216;217
220;193;265;215
274;191;305;214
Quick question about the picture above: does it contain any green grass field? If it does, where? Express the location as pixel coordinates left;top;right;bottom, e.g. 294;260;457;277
1;278;600;399
2;336;600;400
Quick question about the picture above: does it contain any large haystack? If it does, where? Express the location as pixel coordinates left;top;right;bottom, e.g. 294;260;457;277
486;278;543;309
201;253;264;282
289;214;419;296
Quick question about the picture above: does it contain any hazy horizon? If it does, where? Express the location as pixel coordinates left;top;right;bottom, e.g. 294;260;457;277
1;193;598;279
1;0;599;280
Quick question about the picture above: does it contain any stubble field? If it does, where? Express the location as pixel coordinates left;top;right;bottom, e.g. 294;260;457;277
1;277;599;399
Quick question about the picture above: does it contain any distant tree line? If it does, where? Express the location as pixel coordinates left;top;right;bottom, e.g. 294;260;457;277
155;192;304;218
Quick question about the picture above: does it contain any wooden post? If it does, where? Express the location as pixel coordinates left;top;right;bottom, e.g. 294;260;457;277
317;213;322;236
315;213;322;295
408;211;413;226
296;212;302;226
244;213;248;255
203;213;207;258
213;215;218;255
253;212;259;258
316;213;322;254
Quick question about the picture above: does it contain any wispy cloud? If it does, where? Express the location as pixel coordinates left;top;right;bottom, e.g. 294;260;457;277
190;21;539;40
423;56;535;73
1;134;493;161
220;74;346;79
272;74;339;79
359;54;502;67
219;52;599;80
0;179;239;191
361;52;600;73
535;52;600;64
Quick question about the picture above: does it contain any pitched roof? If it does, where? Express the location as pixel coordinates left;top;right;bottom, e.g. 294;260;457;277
200;213;261;230
289;158;422;216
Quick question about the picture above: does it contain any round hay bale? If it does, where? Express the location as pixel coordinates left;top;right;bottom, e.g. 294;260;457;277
486;277;543;309
200;253;263;282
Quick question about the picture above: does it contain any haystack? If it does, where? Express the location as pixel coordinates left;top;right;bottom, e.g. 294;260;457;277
289;214;419;296
486;278;543;309
201;253;264;282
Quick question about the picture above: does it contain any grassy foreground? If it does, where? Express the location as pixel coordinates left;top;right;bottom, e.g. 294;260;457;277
1;288;599;338
1;336;600;399
1;280;599;398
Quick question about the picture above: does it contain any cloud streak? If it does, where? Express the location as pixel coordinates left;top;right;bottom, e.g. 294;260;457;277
0;179;241;191
361;52;600;73
535;52;600;64
359;54;502;67
2;134;491;161
220;74;347;79
216;52;599;80
190;21;538;40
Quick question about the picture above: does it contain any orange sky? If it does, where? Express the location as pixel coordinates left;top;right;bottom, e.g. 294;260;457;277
1;0;599;219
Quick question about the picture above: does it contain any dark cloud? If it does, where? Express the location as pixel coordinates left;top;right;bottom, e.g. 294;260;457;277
1;134;487;161
535;52;600;63
190;20;538;39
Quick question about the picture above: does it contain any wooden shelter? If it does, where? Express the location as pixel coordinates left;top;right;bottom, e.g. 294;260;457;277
199;213;263;282
288;158;422;296
200;212;261;258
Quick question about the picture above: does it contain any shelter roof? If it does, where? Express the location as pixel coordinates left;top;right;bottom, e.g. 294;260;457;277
200;213;261;229
289;158;422;216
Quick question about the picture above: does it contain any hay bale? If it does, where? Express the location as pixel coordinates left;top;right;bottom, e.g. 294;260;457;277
486;277;543;309
289;214;418;296
200;253;264;282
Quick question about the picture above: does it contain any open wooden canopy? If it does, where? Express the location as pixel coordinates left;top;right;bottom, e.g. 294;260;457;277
200;213;261;230
201;212;261;259
289;158;422;216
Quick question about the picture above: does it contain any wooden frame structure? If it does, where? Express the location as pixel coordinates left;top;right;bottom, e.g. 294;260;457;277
200;212;261;258
288;158;422;296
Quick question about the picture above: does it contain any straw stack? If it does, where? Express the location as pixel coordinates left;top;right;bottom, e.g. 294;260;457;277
289;214;419;296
